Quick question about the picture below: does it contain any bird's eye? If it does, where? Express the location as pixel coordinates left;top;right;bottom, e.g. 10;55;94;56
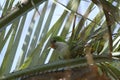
53;39;56;43
50;39;56;43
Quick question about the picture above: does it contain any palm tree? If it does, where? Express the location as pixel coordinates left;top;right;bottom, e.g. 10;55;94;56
0;0;120;80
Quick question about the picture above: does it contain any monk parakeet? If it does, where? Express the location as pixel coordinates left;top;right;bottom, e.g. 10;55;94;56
50;36;84;60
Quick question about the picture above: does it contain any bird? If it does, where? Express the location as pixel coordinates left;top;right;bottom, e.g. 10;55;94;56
50;36;71;59
50;36;85;60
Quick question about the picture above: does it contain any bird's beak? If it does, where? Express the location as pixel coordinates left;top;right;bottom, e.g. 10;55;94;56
50;43;56;49
48;43;55;50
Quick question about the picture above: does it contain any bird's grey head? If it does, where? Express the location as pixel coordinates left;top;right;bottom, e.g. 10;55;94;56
50;36;67;50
